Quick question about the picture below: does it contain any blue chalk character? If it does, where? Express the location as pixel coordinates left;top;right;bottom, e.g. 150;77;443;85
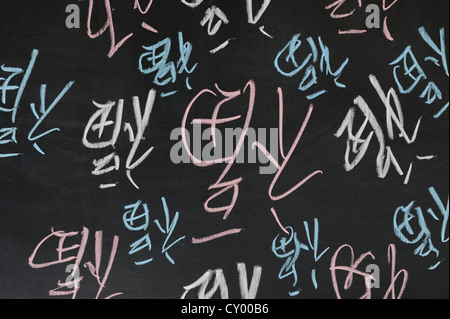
139;32;197;93
123;201;153;265
123;198;185;266
153;197;186;265
420;82;442;105
0;127;19;158
394;187;448;270
394;201;440;267
419;27;448;77
390;46;427;94
272;226;308;296
128;234;154;266
274;34;348;100
123;201;151;232
318;36;348;89
0;50;38;124
420;27;449;118
275;33;314;78
0;65;22;106
428;187;449;244
28;82;75;155
139;37;176;86
390;27;448;118
303;218;330;289
176;32;197;78
1;53;33;158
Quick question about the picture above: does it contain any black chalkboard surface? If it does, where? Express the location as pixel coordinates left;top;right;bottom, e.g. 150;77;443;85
0;0;448;301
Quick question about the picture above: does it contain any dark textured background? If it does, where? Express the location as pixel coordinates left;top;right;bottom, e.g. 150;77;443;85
0;0;448;299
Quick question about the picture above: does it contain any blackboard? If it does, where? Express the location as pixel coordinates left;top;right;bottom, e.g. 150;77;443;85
0;0;448;302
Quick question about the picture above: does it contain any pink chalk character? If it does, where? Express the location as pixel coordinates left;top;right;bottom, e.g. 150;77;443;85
29;227;121;299
325;0;398;41
330;244;408;299
182;80;256;221
86;0;158;58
